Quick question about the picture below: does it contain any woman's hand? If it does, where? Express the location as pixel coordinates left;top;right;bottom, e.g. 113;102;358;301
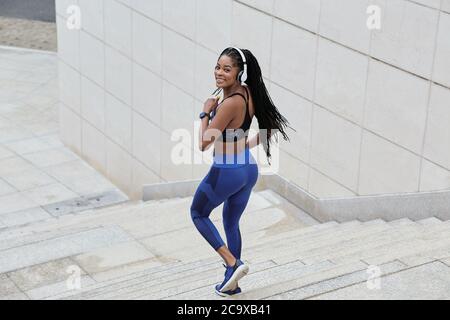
203;95;220;113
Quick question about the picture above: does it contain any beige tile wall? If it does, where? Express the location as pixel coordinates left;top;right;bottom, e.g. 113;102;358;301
56;0;450;200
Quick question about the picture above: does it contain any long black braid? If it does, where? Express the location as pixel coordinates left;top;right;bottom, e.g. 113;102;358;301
219;47;296;165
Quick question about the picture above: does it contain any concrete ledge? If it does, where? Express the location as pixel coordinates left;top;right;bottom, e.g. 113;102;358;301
143;179;200;201
143;173;267;201
277;174;450;222
0;44;56;55
142;173;450;222
316;189;450;222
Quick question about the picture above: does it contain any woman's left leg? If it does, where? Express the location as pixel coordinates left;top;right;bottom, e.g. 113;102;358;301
190;166;246;256
222;163;259;260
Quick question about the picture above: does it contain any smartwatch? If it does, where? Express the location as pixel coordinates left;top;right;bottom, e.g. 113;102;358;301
199;111;210;120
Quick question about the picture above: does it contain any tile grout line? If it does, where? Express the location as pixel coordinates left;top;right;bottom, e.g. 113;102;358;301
306;0;323;194
6;273;31;300
270;259;436;300
159;0;166;183
129;0;135;191
356;0;375;195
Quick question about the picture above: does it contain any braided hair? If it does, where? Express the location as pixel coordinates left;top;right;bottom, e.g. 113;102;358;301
219;47;295;165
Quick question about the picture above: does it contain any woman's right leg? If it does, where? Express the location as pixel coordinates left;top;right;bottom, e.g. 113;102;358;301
191;182;224;251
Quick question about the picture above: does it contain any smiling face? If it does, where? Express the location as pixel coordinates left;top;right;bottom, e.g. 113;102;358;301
215;55;239;88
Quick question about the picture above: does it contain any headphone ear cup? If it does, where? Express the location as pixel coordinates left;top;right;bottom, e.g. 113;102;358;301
237;70;244;82
241;70;247;83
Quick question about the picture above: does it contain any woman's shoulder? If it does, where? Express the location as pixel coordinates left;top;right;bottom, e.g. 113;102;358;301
215;86;249;114
218;94;246;111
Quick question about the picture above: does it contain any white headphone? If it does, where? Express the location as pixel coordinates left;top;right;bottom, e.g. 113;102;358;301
232;47;248;85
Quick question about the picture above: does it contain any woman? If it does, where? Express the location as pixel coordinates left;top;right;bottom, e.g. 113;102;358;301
190;47;293;297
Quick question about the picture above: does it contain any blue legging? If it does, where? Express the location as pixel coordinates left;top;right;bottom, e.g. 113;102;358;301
190;148;258;259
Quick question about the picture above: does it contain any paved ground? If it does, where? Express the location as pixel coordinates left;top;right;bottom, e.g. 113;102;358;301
0;17;57;51
0;0;56;51
0;46;126;229
0;0;55;22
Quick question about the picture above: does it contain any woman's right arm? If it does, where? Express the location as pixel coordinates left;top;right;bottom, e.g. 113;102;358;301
246;129;273;149
246;134;259;149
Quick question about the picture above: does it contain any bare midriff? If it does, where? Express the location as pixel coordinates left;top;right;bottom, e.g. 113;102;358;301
213;136;248;155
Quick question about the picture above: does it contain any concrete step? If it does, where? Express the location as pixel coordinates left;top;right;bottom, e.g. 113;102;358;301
120;221;339;273
0;191;312;259
44;221;342;299
154;222;349;265
273;219;442;265
357;221;450;266
319;220;450;266
97;260;278;300
387;218;415;226
155;260;317;300
22;216;450;300
259;260;407;300
0;204;148;252
54;222;429;301
52;257;275;300
28;192;270;243
101;220;363;279
138;220;341;263
0;224;105;252
124;205;295;242
0;198;185;246
261;219;419;264
243;219;390;265
116;193;280;240
0;199;146;241
0;225;133;274
44;231;292;300
0;199;200;272
170;260;365;300
415;217;443;226
227;259;408;300
46;255;226;300
398;243;450;267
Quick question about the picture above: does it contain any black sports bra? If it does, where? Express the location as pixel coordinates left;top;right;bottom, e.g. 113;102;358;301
215;86;252;142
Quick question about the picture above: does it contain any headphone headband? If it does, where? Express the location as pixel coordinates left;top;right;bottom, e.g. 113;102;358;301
231;47;248;84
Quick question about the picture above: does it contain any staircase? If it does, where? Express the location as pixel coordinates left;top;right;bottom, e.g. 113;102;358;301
1;189;450;300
